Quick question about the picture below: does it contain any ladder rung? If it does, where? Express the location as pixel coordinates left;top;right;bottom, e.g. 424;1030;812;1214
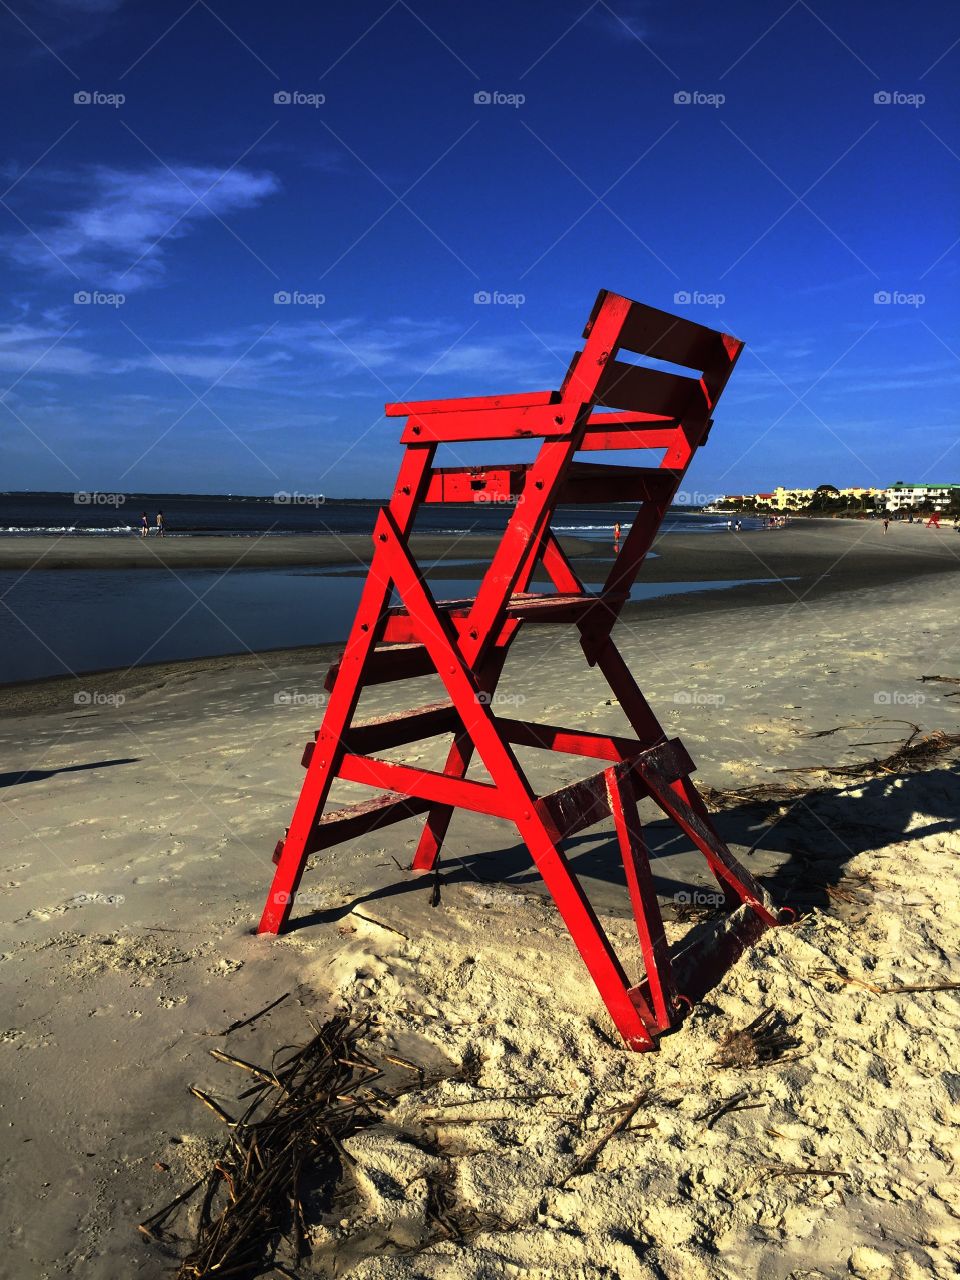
380;609;474;645
580;417;712;453
381;593;627;639
498;718;645;761
400;402;571;445
339;753;514;818
595;294;732;371
325;643;434;691
342;700;460;754
424;464;526;504
505;592;628;622
272;792;432;863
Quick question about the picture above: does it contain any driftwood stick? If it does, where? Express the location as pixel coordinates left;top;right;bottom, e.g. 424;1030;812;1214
213;992;291;1037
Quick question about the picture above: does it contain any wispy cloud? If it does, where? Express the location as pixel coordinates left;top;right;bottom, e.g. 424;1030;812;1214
0;321;102;378
288;317;548;385
2;165;279;289
118;346;294;390
0;309;553;400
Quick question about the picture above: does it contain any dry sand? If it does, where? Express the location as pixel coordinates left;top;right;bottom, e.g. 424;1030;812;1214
0;522;958;1278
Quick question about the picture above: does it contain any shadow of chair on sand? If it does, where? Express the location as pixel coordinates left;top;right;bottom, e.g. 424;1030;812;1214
287;760;959;934
0;757;138;789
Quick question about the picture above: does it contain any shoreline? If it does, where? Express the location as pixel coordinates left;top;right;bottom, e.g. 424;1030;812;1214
0;513;927;572
2;520;958;715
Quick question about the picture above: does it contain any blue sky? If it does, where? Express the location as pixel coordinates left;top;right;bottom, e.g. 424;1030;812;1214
0;0;957;497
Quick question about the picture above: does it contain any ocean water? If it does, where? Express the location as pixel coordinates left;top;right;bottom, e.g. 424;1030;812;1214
0;566;781;686
0;493;769;686
0;492;761;538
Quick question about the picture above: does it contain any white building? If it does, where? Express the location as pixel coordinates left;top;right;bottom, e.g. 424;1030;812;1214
884;483;960;512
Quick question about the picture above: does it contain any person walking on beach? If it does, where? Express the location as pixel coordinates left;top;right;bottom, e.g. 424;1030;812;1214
139;511;149;538
613;520;621;552
155;510;165;538
883;517;889;534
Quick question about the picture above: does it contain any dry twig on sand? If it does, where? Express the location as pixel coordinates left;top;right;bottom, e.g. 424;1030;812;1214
695;1090;768;1130
919;674;960;694
350;911;409;939
711;1009;802;1070
812;966;960;996
211;993;290;1037
757;1161;847;1180
560;1092;654;1186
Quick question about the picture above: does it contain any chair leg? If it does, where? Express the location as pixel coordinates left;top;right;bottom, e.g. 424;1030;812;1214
518;803;657;1050
606;767;677;1031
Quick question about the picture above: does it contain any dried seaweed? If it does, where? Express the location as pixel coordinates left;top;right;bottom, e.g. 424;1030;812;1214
703;725;960;809
710;1009;802;1070
420;1166;514;1246
700;782;811;814
141;1015;383;1278
141;1018;491;1278
786;727;960;779
812;966;960;995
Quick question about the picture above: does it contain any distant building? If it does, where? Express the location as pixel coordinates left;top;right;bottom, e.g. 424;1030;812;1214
719;484;883;510
884;483;960;512
837;486;881;504
768;486;815;510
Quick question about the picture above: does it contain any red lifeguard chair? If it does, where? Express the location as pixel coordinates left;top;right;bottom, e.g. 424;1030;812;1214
258;289;782;1050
